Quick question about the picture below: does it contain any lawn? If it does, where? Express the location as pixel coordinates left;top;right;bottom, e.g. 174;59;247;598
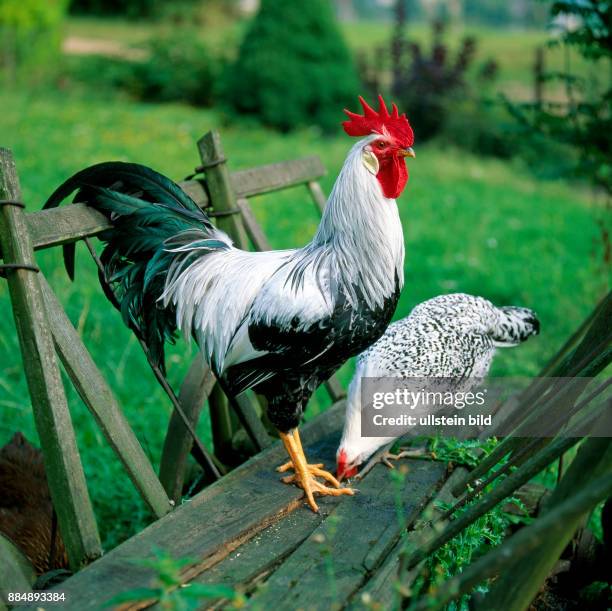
0;24;608;549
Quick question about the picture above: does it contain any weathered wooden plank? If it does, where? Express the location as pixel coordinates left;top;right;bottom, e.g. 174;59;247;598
348;467;468;610
178;179;209;208
41;403;346;610
0;533;36;605
307;179;328;215
39;274;172;518
236;197;272;251
26;204;110;250
232;156;325;198
11;156;325;257
324;375;346;402
0;149;102;570
247;460;447;609
159;357;217;503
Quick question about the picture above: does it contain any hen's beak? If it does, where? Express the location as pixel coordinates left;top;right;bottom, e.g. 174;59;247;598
398;147;416;158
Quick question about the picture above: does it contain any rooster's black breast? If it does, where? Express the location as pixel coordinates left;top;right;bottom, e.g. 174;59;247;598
223;284;401;432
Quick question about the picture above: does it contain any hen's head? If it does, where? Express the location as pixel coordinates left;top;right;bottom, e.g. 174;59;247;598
343;95;415;199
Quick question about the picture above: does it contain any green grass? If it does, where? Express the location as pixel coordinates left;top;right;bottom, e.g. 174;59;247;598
0;85;607;549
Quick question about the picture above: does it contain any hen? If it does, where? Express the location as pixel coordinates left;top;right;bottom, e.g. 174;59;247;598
336;293;540;479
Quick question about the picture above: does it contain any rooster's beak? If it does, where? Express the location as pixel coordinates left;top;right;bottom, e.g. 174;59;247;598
398;147;416;158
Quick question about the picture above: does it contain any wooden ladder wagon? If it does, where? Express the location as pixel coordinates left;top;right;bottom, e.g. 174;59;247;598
0;134;453;609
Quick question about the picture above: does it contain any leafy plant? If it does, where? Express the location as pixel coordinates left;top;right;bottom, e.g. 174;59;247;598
105;547;244;610
124;31;218;106
222;0;360;133
357;3;498;144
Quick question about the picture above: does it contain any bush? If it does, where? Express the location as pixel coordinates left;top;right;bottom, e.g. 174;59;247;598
391;20;497;142
66;32;218;107
124;32;217;106
222;0;360;133
0;0;68;83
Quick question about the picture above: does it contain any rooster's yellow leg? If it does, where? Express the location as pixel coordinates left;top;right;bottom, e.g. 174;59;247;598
278;429;354;512
277;428;340;486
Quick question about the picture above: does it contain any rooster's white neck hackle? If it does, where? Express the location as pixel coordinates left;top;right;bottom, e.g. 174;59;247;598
306;136;405;310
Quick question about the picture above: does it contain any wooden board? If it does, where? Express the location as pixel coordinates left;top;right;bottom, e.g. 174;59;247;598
0;533;36;605
246;460;446;610
13;156;326;256
37;403;449;610
38;403;346;610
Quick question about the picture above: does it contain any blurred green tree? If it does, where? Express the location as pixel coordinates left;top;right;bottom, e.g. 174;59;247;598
0;0;68;83
222;0;360;132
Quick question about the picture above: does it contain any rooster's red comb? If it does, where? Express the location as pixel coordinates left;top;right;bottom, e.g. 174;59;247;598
342;95;414;147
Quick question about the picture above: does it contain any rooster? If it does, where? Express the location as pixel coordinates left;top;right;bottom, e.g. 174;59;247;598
336;293;540;480
44;96;415;512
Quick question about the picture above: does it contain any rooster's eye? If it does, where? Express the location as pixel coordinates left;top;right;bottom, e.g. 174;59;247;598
376;141;386;149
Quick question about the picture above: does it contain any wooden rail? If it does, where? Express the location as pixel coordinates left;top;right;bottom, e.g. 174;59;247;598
16;155;326;257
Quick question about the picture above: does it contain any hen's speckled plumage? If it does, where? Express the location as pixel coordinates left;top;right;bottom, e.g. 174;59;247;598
338;293;540;469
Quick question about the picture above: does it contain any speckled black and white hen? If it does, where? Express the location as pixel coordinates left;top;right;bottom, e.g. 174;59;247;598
336;293;540;479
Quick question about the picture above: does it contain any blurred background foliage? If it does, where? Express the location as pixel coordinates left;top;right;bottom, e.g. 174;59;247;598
0;0;610;550
221;0;359;132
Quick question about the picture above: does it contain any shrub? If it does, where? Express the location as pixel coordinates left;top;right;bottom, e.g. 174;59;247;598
222;0;360;133
124;32;217;106
0;0;68;83
66;32;218;107
391;20;497;142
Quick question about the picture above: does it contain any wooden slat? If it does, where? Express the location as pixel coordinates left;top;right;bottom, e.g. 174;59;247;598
231;392;273;451
197;130;249;455
39;275;172;518
231;156;325;198
11;156;325;257
236;197;272;251
41;403;346;610
27;204;110;250
324;376;346;402
159;357;217;503
247;460;447;609
0;148;101;570
306;179;328;215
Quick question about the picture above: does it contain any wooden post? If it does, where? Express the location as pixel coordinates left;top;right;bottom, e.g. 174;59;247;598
195;131;243;457
198;130;249;248
197;130;272;455
0;148;101;569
